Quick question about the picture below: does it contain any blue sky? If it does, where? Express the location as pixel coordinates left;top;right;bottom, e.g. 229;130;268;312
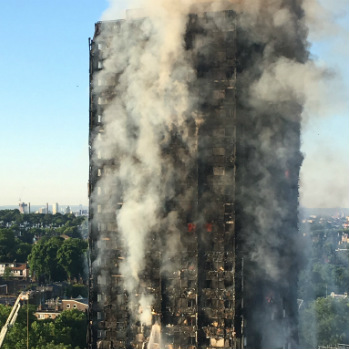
300;1;349;208
0;1;110;206
0;1;348;207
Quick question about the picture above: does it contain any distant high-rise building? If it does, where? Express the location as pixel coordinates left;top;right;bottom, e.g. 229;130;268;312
52;203;59;215
38;207;48;214
18;202;28;214
88;5;305;349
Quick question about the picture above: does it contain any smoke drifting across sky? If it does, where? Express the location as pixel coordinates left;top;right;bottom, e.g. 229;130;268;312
101;0;349;210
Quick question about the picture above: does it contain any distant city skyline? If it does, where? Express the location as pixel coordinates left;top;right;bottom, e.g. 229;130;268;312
0;204;88;213
0;0;348;207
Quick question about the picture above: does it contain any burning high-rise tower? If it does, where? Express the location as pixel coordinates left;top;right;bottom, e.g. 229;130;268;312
88;2;307;349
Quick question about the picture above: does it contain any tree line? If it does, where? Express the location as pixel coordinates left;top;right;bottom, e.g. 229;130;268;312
0;209;85;254
0;304;87;349
0;209;84;228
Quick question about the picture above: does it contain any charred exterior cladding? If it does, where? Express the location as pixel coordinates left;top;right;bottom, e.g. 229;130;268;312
88;9;303;349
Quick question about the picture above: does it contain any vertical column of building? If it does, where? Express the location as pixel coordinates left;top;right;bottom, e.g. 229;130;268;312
89;25;109;349
88;35;94;349
163;227;198;349
234;20;304;349
89;22;135;349
88;29;101;349
128;246;162;349
222;19;238;349
190;10;238;349
160;120;199;349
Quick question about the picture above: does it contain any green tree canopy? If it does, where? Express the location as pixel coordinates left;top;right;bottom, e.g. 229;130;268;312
28;237;66;282
0;229;16;261
28;237;87;283
2;306;85;349
57;239;88;281
0;304;11;328
54;310;87;348
0;209;20;224
299;297;349;348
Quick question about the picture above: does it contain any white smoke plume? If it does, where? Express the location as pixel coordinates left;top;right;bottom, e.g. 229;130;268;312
93;0;198;326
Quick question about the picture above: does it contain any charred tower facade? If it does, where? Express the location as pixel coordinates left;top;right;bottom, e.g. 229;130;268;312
89;6;304;349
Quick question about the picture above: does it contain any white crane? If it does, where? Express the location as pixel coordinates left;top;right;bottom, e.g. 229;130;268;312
0;292;26;348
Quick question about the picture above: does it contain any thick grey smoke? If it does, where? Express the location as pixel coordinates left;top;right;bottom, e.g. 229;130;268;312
91;0;344;347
